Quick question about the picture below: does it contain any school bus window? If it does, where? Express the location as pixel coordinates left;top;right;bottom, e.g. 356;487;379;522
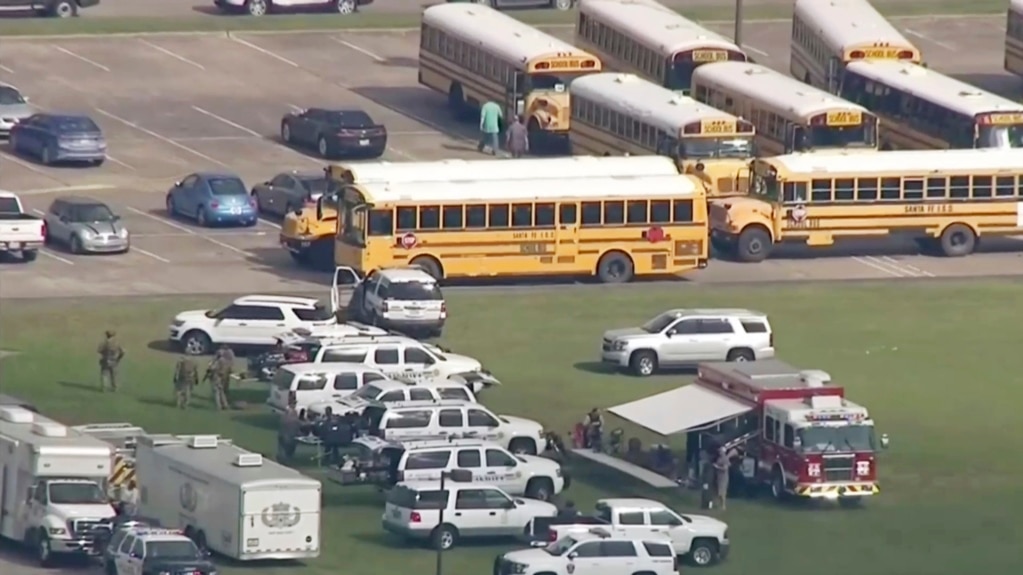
559;203;577;224
489;205;510;228
604;201;625;225
996;176;1016;197
673;200;693;223
581;202;602;225
466;205;487;228
949;176;970;199
512;204;532;228
972;176;993;198
880;178;901;200
420;206;441;229
535;203;555;227
627;200;648;224
783;182;807;203
904;179;923;200
835;179;855;201
857;178;878;201
368;210;393;236
651;200;671;223
397;206;417;230
443;206;463;229
811;179;832;202
926;177;947;199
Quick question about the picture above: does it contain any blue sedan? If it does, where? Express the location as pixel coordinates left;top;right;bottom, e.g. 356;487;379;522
165;172;258;227
9;113;107;166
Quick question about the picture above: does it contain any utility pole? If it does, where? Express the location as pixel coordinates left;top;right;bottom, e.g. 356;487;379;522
734;0;744;47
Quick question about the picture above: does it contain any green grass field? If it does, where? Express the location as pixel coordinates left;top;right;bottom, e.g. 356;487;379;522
1;280;1022;575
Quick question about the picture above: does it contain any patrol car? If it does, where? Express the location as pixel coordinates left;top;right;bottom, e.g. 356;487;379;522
101;525;216;575
333;265;446;337
495;529;678;575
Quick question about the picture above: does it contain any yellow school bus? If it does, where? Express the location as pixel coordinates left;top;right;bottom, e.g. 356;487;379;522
709;149;1023;262
333;174;709;283
692;62;879;156
281;156;681;268
419;4;600;154
575;0;747;94
790;0;921;93
1006;0;1023;76
840;61;1023;150
569;73;755;195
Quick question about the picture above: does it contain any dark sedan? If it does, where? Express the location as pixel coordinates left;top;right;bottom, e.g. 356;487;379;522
280;107;386;159
9;114;106;166
251;172;339;218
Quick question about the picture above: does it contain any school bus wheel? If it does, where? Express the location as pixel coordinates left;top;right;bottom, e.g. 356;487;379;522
410;255;444;280
939;223;976;257
596;251;634;283
736;226;772;263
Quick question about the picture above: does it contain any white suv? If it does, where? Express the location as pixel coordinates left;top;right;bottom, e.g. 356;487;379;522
497;530;678;575
364;401;546;455
335;266;447;337
169;295;335;355
601;309;774;376
265;362;392;414
307;336;500;393
383;481;557;550
307;379;477;417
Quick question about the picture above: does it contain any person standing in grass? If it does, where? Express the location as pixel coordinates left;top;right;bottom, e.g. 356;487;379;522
97;330;124;392
478;100;503;155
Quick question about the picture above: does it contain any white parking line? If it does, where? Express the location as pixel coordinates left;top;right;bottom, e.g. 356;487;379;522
53;46;110;72
16;184;116;196
742;44;769;57
191;106;263;138
852;255;936;278
30;209;44;216
229;35;298;67
332;37;385;63
0;150;60;179
258;217;281;230
95;108;228;168
0;63;13;74
124;206;253;258
105;155;135;170
39;249;74;265
904;28;955;50
139;39;205;70
131;247;170;263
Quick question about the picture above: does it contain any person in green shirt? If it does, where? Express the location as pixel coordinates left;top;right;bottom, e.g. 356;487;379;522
478;100;503;155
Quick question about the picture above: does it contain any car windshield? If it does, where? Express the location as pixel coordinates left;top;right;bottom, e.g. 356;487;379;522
70;204;116;222
293;305;334;322
146;540;201;560
48;482;107;504
798;425;877;453
544;536;580;556
388;281;443;301
641;312;678;333
352;385;384;399
208;178;247;196
420;343;446;361
55;117;99;133
0;86;26;105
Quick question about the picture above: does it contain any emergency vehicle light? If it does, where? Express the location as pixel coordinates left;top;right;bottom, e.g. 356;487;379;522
806;411;863;422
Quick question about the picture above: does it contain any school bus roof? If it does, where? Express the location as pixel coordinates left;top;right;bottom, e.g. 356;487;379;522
573;73;744;134
763;149;1023;176
422;4;594;66
356;174;703;204
334;156;679;185
578;0;742;57
793;0;916;52
845;61;1023;117
693;62;869;120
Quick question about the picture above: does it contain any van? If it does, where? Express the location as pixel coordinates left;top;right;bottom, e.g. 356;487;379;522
266;363;392;414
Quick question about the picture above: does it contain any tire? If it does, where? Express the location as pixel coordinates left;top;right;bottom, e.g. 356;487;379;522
688;538;718;566
289;250;310;264
629;350;657;377
50;0;77;17
939;223;975;257
251;192;262;214
726;348;754;362
181;330;212;355
281;123;292;143
596;251;634;283
736;226;771;262
70;235;83;255
166;195;177;217
40;145;53;166
36;532;53;567
525;477;554;501
431;524;458;551
22;250;38;262
509;438;537;456
309;239;334;271
106;561;118;575
246;0;268;16
409;255;442;280
197;208;208;227
770;468;787;501
195;531;208;553
318;136;330;158
335;0;356;13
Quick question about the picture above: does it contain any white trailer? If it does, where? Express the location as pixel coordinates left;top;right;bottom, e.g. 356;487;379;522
0;407;117;566
134;434;321;561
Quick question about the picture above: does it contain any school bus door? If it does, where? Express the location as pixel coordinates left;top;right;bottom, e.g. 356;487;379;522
556;203;579;267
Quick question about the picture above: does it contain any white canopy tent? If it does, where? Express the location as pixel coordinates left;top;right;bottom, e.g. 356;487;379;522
609;385;752;436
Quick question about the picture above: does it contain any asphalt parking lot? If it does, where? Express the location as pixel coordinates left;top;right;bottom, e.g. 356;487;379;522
0;15;1021;299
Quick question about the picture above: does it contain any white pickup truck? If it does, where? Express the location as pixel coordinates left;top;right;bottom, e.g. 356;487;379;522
0;191;44;262
545;498;730;567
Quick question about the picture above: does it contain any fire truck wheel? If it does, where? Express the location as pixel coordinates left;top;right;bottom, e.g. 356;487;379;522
629;350;658;377
770;468;787;501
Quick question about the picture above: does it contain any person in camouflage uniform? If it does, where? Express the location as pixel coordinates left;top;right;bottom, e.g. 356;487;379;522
173;355;199;409
97;330;125;392
207;345;235;410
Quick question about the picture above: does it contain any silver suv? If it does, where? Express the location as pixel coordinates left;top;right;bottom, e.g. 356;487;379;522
601;309;774;376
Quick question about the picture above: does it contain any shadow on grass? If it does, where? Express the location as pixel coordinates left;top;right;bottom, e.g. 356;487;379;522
137;396;178;409
147;340;178;354
322;487;384;509
57;380;102;393
349;531;407;549
233;412;278;431
572;361;617;375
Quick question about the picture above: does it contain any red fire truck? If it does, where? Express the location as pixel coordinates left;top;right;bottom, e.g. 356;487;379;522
695;359;887;506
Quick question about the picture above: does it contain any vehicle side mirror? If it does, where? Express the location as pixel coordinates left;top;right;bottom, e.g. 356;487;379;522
567;552;578;560
202;548;212;558
263;181;271;186
174;181;181;187
112;215;121;221
293;208;302;216
502;500;516;509
880;433;890;449
130;552;141;559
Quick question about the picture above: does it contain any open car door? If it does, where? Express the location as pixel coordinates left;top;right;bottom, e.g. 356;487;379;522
331;265;362;314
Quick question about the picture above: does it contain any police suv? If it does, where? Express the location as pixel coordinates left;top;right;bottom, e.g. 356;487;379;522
102;525;216;575
335;265;447;337
495;529;678;575
306;378;478;418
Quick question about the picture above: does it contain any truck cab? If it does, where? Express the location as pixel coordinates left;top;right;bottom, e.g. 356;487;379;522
549;498;729;567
